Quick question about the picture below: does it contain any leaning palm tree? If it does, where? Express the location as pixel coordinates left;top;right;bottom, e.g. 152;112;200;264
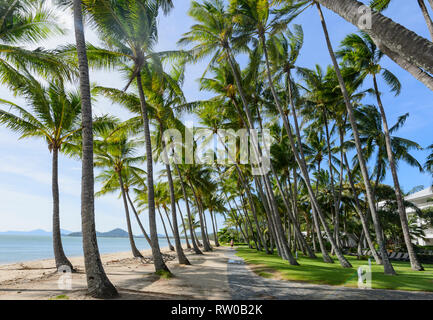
71;0;117;298
370;0;433;41
94;130;146;258
230;0;350;267
80;0;175;274
338;32;424;271
275;0;433;91
0;74;82;271
181;0;298;265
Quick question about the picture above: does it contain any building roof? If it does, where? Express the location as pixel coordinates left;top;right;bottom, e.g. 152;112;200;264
405;187;433;202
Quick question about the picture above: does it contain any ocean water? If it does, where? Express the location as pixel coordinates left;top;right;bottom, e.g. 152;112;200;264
0;235;175;265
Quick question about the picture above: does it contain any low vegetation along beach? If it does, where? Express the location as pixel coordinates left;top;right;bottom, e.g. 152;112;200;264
1;0;433;303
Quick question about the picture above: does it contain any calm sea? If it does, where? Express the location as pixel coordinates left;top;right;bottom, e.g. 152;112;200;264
0;235;175;265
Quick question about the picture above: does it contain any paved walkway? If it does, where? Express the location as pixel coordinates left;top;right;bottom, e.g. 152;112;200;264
225;249;433;300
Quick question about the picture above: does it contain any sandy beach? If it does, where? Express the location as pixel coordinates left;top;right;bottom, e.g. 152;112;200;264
0;246;232;300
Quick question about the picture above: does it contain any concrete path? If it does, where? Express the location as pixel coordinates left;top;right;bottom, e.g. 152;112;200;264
225;248;433;300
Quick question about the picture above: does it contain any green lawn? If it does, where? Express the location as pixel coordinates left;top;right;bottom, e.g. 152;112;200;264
235;246;433;292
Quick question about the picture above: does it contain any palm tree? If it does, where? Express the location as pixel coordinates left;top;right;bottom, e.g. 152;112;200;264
338;32;424;270
182;0;298;265
308;0;395;274
72;0;117;298
94;130;146;258
81;0;174;273
231;0;348;266
203;193;227;247
1;0;71;80
274;0;433;90
0;74;82;271
370;0;433;41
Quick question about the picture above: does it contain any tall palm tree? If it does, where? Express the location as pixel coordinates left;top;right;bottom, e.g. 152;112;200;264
181;0;298;265
231;0;348;266
274;0;433;90
338;32;424;270
370;0;433;41
72;0;117;298
81;0;174;273
94;130;146;258
0;74;83;271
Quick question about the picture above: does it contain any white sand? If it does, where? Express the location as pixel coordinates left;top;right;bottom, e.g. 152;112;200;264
0;246;232;300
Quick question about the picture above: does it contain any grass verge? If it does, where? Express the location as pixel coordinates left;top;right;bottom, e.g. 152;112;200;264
235;246;433;292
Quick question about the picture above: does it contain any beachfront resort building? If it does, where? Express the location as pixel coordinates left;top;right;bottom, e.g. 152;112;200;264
405;187;433;246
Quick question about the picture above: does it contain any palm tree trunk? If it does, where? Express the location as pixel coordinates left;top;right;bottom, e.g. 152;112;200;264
221;56;288;259
215;133;267;252
136;72;170;273
375;43;433;91
270;164;316;258
188;180;212;251
73;0;117;298
126;191;152;246
177;201;191;249
117;171;143;258
209;209;220;247
417;0;433;41
323;110;340;250
372;74;423;271
316;2;394;274
164;161;190;265
261;33;349;266
316;0;433;76
158;207;174;251
173;163;202;254
343;153;381;263
52;147;73;271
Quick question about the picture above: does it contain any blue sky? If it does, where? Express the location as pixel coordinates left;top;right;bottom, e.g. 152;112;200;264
0;1;432;233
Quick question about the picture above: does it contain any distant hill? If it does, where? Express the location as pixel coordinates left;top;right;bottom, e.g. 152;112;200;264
0;229;73;236
68;228;131;238
67;228;158;238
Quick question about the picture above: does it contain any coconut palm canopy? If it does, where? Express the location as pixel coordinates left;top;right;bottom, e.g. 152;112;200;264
1;0;433;298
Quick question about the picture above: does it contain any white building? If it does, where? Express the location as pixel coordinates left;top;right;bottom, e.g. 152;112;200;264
405;187;433;246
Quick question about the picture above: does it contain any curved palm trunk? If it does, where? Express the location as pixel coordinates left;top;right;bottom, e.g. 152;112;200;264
372;75;423;271
158;207;174;251
136;73;170;273
126;191;152;246
73;0;117;298
316;2;394;274
117;172;143;258
316;0;433;78
165;161;190;265
260;35;348;266
177;201;191;249
173;163;202;254
52;148;74;271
